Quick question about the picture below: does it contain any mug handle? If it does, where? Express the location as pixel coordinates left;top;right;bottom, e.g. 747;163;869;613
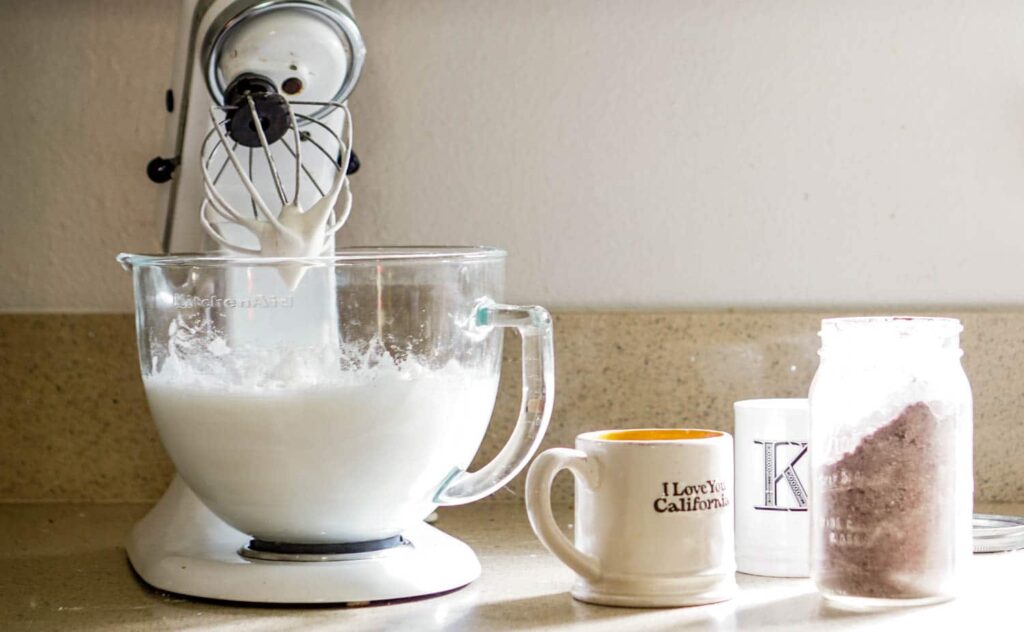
434;302;555;505
524;448;601;580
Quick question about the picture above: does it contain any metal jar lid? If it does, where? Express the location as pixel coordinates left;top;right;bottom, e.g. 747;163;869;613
973;514;1024;553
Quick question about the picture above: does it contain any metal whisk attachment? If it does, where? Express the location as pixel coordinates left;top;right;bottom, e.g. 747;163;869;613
199;86;354;261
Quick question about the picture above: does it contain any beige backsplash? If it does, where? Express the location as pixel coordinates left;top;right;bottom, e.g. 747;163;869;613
2;312;1021;505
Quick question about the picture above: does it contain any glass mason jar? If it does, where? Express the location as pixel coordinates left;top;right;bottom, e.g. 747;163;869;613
808;317;973;608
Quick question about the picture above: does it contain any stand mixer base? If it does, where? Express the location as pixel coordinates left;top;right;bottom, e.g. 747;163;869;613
127;476;481;604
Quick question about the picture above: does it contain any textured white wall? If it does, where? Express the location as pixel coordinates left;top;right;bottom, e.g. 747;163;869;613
0;1;173;311
1;0;1023;310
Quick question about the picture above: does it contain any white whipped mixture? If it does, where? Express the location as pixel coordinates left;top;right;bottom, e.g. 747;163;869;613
145;355;498;543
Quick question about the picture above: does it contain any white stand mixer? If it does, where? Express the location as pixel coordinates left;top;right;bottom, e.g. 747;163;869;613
131;478;480;604
134;0;492;605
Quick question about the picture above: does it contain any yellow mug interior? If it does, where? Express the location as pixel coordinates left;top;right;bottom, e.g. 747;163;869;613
598;429;721;442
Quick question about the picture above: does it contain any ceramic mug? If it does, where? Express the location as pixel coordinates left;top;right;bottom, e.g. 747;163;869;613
733;399;810;577
525;429;737;607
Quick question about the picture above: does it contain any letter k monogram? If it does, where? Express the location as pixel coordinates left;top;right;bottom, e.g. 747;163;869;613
753;441;808;511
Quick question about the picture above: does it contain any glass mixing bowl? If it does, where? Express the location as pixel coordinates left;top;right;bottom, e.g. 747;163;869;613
118;247;553;544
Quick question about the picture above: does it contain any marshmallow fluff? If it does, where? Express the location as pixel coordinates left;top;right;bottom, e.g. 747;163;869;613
145;358;499;543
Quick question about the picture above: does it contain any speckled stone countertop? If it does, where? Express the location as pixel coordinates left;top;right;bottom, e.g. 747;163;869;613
5;311;1024;507
2;502;1022;631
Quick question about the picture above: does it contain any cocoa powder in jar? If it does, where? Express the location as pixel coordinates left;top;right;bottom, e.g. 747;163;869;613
818;402;955;599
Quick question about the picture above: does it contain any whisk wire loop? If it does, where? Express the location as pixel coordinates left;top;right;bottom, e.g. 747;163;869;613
199;97;354;261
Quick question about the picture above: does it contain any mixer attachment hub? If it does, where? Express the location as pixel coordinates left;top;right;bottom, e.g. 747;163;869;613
223;73;291;147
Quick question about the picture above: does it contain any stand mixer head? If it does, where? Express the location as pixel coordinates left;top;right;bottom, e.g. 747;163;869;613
149;0;365;254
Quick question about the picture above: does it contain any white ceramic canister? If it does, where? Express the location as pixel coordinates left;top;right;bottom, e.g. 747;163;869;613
734;399;810;578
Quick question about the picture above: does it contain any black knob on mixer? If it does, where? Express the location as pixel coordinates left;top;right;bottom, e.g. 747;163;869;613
223;74;291;148
147;156;178;183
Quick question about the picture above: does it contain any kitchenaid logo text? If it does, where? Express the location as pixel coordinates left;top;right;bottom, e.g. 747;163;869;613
755;440;808;511
173;294;294;309
654;479;730;513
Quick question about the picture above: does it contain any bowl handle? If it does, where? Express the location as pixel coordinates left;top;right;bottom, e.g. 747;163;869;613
434;302;555;505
